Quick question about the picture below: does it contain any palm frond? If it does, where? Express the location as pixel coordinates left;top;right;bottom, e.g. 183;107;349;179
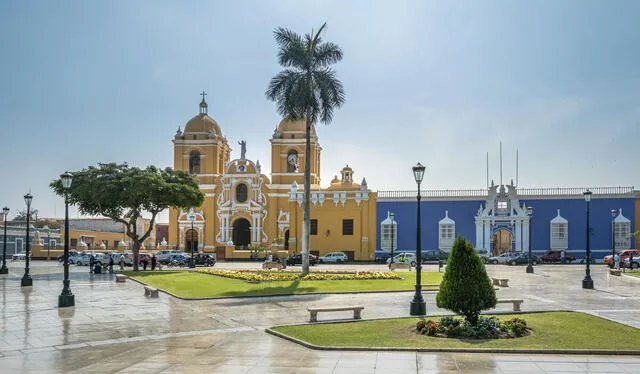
313;68;345;123
273;27;303;49
313;42;343;67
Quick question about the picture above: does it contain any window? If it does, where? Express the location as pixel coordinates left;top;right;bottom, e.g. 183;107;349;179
70;238;78;247
310;219;318;235
16;238;23;253
50;239;57;249
189;150;201;174
236;183;248;203
342;219;354;235
113;240;119;248
551;223;568;250
381;224;397;251
614;222;631;249
497;201;508;210
439;224;455;250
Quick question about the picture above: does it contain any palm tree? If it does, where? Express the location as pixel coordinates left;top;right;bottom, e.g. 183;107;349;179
266;22;345;274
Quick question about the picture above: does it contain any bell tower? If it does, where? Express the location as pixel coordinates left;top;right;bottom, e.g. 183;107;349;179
269;117;321;189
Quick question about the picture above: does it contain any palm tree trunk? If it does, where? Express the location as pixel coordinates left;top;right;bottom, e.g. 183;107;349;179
301;114;312;275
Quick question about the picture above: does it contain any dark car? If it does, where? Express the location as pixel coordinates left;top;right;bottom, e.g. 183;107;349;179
375;252;391;264
507;253;540;266
193;253;216;266
159;254;190;266
285;253;318;266
420;250;449;263
57;250;79;262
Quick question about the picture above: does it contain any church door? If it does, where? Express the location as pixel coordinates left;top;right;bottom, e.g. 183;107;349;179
283;229;290;251
491;230;512;256
185;229;198;254
232;218;251;250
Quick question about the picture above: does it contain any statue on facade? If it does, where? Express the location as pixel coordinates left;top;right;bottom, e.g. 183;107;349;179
239;140;247;159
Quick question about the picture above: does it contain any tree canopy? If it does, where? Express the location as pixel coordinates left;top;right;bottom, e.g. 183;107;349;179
50;163;204;270
265;22;345;274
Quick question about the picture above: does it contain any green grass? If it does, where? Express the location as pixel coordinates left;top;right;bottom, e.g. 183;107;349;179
271;312;640;350
626;272;640;277
121;271;442;298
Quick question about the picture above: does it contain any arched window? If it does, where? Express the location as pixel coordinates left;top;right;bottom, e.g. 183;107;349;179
189;150;201;174
287;150;298;172
236;183;248;203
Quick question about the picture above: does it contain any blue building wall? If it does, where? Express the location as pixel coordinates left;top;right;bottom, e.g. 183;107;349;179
377;197;635;260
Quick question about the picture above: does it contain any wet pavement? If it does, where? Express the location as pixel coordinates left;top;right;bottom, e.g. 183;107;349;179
1;261;639;373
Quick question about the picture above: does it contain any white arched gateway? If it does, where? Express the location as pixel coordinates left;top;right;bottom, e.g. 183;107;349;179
475;181;531;256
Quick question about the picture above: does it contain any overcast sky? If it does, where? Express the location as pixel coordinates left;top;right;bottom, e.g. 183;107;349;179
1;0;639;222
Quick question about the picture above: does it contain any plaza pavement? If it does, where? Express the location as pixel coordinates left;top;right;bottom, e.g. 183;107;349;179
0;260;639;373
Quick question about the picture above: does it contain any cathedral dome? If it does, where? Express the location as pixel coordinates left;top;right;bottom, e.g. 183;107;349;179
184;113;222;136
276;117;317;137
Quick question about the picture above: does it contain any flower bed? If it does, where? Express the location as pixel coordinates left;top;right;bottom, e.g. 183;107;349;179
416;316;530;339
197;269;402;282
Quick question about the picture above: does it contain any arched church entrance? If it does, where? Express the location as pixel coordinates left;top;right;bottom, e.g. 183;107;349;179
185;229;198;254
492;230;512;256
232;218;251;250
283;229;290;251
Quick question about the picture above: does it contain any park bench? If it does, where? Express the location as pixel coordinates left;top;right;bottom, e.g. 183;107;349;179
262;261;283;270
491;277;509;287
497;299;523;312
115;274;127;283
389;262;411;271
609;268;622;276
143;285;159;298
307;306;364;322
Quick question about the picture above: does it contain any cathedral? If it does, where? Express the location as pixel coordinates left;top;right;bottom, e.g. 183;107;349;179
168;95;377;261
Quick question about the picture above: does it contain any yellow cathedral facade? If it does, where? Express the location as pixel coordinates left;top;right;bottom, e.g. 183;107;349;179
168;95;377;261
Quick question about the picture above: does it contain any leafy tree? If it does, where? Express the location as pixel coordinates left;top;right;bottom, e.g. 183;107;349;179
436;236;497;325
11;209;39;222
50;163;204;271
34;219;61;230
265;22;345;274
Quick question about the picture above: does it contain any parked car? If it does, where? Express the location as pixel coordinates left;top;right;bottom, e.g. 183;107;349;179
158;254;190;266
507;253;540;266
318;252;348;263
374;252;391;264
420;250;449;263
487;252;519;264
286;253;318;266
70;254;91;266
622;257;640;269
539;250;576;264
475;249;490;263
193;253;216;266
386;252;417;266
57;250;79;262
603;249;640;267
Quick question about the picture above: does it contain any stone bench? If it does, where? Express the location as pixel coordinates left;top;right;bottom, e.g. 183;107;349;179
307;306;364;322
262;261;283;270
609;268;622;276
389;262;412;271
497;299;523;311
144;285;159;298
491;277;509;287
115;274;127;283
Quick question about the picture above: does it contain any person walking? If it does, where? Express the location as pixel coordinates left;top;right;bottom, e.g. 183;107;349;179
119;253;125;270
108;256;114;274
89;255;95;274
142;256;149;271
151;255;157;271
560;250;565;264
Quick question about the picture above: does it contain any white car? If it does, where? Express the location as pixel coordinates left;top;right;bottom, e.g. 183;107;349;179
318;252;348;263
386;252;417;266
487;252;519;264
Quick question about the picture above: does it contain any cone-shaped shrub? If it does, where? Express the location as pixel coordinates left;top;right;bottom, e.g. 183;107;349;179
436;236;496;325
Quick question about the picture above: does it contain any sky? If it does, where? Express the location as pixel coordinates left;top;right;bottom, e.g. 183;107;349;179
1;0;639;222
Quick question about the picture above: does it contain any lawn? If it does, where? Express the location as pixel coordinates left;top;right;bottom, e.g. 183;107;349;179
121;270;442;298
271;312;640;350
626;272;640;278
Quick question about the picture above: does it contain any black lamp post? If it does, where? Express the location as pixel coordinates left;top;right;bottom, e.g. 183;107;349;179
0;206;8;274
188;212;196;268
410;162;426;316
582;190;594;289
611;209;617;261
390;212;395;264
59;172;75;307
526;206;534;274
21;193;33;287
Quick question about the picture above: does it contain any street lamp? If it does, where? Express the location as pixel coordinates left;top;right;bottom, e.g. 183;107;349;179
582;190;594;289
526;206;534;273
0;206;9;274
410;162;426;316
611;209;617;261
59;172;75;307
46;229;51;261
390;212;396;264
188;211;196;268
21;193;33;287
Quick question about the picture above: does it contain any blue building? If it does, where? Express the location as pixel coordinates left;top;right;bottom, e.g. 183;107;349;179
377;182;636;261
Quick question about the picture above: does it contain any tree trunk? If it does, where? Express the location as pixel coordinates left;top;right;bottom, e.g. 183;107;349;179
132;240;140;272
301;115;312;275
